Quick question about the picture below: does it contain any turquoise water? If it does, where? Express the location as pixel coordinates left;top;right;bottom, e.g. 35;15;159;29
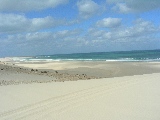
13;49;160;62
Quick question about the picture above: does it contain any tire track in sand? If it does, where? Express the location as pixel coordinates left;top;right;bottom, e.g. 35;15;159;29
0;75;151;120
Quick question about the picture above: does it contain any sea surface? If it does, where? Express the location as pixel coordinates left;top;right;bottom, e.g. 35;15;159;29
12;49;160;62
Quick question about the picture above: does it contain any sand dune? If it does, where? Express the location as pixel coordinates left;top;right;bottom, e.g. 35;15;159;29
0;73;160;120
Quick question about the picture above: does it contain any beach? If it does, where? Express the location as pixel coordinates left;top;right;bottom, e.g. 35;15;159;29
0;60;160;120
1;0;160;119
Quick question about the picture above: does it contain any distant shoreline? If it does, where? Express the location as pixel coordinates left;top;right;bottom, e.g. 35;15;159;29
1;49;160;62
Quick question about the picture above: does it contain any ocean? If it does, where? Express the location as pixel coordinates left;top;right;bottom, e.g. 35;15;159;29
12;49;160;62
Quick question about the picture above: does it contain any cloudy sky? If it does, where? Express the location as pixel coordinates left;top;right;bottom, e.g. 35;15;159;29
0;0;160;57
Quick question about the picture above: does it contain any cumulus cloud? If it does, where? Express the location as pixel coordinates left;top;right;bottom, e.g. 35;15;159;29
2;29;81;43
1;18;160;57
53;29;81;39
112;3;133;13
107;0;160;13
3;19;158;47
0;14;65;33
0;29;82;56
0;14;29;33
116;18;159;38
96;17;122;28
0;0;68;12
77;0;102;19
89;18;160;43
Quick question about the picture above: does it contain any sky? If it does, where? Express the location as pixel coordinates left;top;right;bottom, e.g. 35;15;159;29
0;0;160;57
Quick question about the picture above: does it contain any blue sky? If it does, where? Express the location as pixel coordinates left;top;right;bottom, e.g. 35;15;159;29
0;0;160;57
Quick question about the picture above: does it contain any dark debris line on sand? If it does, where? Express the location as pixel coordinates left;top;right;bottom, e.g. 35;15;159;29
0;62;99;86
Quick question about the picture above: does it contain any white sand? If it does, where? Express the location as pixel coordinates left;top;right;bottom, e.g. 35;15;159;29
0;73;160;120
15;61;94;70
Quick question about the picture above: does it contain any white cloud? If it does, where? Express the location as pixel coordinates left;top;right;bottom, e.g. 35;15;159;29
0;0;68;12
0;14;29;33
1;19;160;57
77;0;101;19
53;29;81;39
112;3;133;13
107;0;160;13
0;14;65;33
96;18;122;28
117;18;159;38
2;29;81;43
89;18;159;43
31;16;65;31
0;29;82;56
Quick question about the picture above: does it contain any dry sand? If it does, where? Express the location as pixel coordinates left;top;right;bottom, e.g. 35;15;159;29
0;60;160;120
